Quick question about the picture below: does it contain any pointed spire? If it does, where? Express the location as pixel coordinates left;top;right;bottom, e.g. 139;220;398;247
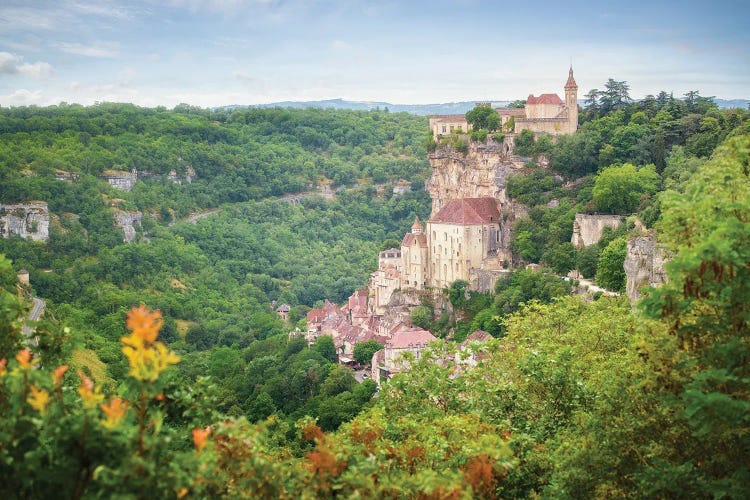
411;216;423;234
565;66;577;90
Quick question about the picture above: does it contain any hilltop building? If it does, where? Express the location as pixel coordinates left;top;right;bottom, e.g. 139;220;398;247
429;67;579;139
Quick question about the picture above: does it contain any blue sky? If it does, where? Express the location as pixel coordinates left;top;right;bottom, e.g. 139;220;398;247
0;0;748;107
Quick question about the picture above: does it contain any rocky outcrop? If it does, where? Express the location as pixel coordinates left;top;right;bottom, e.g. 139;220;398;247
624;235;667;303
0;202;50;242
571;213;623;248
101;169;138;191
426;140;525;216
113;210;143;243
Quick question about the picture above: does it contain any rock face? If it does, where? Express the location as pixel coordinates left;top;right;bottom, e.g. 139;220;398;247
113;210;143;243
571;213;623;248
101;169;138;191
426;140;524;216
624;235;667;303
0;202;50;242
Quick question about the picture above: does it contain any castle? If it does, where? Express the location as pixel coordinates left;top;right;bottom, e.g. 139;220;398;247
429;67;579;139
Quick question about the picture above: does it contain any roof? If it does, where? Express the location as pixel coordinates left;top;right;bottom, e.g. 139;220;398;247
565;67;578;89
411;216;423;231
464;330;493;343
387;328;437;349
307;308;325;323
526;93;563;105
401;233;428;247
276;304;291;312
495;108;526;116
429;198;501;225
430;114;468;123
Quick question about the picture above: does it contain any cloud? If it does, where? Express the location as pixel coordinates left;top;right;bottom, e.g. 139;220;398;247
56;41;118;58
0;88;46;106
0;52;53;79
167;0;276;12
64;0;132;20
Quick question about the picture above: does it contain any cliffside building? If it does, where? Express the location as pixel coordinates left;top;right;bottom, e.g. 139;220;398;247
429;67;579;140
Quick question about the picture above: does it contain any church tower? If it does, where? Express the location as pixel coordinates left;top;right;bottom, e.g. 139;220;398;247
564;66;578;134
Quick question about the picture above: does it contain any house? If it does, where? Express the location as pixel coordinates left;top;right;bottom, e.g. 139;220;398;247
372;325;437;385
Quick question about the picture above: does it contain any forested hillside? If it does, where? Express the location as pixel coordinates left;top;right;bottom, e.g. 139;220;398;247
0;105;431;427
1;94;749;496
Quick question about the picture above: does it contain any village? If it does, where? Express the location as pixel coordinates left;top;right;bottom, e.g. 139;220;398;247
267;67;668;386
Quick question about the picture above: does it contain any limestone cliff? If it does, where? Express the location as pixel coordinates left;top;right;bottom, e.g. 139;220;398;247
0;202;50;242
571;213;623;248
426;140;525;216
113;210;143;243
624;235;667;303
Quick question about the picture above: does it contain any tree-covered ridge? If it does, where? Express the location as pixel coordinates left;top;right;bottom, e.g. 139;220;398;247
1;104;429;217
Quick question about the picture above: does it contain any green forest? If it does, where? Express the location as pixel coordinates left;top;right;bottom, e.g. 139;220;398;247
1;87;749;497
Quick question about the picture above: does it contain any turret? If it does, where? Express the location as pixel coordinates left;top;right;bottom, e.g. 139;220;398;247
411;216;423;235
564;66;578;134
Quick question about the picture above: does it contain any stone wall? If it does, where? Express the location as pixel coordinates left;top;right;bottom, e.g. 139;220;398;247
113;210;143;243
469;268;509;293
0;202;50;242
624;235;667;304
571;213;623;248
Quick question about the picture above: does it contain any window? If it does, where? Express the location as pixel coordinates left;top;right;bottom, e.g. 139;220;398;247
442;125;446;133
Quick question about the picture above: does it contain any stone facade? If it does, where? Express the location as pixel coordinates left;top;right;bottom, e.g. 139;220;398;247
624;235;668;304
0;202;50;242
571;213;623;248
113;210;143;243
428;115;470;138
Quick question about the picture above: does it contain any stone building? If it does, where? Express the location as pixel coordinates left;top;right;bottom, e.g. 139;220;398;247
400;217;429;290
428;114;471;138
430;67;579;140
371;325;437;385
426;198;502;289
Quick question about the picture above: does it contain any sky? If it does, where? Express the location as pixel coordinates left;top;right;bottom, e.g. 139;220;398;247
0;0;748;108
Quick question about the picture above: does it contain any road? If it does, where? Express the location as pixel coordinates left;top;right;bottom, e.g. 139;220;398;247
576;277;619;297
22;296;45;346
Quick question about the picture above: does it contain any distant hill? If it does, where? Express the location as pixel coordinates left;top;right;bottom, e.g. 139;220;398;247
219;99;511;116
219;97;748;115
715;99;749;109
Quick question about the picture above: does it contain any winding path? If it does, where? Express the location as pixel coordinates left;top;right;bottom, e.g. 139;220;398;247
22;296;45;346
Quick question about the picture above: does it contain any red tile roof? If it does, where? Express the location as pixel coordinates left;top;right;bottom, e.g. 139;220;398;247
307;308;325;323
464;330;493;343
401;233;428;247
429;198;501;225
386;328;437;349
411;216;423;231
526;93;563;105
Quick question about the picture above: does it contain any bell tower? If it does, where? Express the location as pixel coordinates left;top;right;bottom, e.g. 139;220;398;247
564;66;578;134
